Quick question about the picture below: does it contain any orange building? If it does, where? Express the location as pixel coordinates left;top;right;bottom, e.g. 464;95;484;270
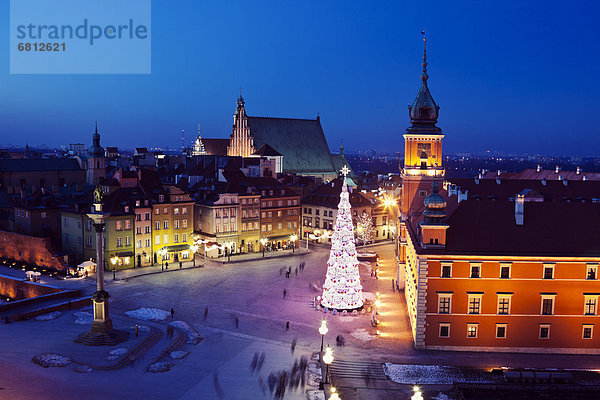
397;37;600;354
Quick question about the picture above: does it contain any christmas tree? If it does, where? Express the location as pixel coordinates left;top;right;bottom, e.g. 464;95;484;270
321;166;364;310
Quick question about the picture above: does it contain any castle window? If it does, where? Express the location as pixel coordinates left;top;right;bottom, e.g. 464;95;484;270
539;324;550;339
467;324;478;338
496;324;507;339
500;264;511;279
467;294;482;315
437;293;452;314
441;263;451;278
584;296;597;316
439;323;450;338
543;264;554;279
470;264;481;278
583;325;594;339
497;294;512;315
587;265;597;280
541;295;555;315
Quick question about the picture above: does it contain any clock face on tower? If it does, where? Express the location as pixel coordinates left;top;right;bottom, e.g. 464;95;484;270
417;143;431;157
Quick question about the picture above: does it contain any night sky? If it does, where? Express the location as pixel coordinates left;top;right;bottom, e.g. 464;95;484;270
1;1;599;155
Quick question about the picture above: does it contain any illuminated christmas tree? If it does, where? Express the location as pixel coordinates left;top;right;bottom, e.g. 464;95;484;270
321;166;364;310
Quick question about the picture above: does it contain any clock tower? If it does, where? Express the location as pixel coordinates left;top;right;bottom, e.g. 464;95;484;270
400;33;444;219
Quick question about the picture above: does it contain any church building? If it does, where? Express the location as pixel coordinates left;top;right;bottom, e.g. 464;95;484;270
196;94;352;181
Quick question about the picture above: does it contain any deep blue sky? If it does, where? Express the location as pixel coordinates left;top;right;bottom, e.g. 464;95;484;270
1;1;599;155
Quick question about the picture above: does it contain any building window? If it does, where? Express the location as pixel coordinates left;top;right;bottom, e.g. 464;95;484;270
497;295;511;315
277;210;282;217
543;264;554;279
467;324;478;338
174;234;179;243
500;264;511;279
155;221;160;230
155;235;160;245
125;220;131;230
145;226;151;234
145;212;151;220
174;220;180;229
539;324;550;339
136;214;142;221
587;265;597;280
116;220;122;231
136;240;142;248
155;209;160;215
419;190;427;197
439;323;450;338
441;264;451;278
174;208;179;215
254;222;259;230
163;207;168;214
145;239;151;247
163;221;169;229
584;296;598;316
262;225;266;232
116;237;123;247
86;220;92;230
136;227;142;235
268;224;272;231
468;294;482;315
86;236;92;247
182;233;187;242
496;324;507;338
470;264;480;278
438;294;452;314
182;207;188;215
541;295;555;315
163;234;169;244
125;236;131;246
63;217;68;227
158;194;165;202
583;325;594;339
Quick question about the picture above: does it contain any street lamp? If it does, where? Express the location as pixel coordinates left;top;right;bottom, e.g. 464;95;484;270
319;319;328;352
190;244;198;266
260;238;268;257
411;385;423;400
322;346;334;384
159;248;166;270
110;255;119;280
329;387;341;400
290;234;298;253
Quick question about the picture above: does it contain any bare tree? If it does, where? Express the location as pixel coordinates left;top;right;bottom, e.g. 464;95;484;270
355;211;374;254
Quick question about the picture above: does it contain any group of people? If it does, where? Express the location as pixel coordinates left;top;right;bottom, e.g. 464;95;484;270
260;355;309;399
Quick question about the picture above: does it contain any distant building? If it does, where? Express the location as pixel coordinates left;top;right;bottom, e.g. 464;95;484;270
86;124;106;186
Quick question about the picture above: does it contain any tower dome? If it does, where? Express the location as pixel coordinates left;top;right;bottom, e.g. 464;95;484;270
423;181;446;223
88;123;105;157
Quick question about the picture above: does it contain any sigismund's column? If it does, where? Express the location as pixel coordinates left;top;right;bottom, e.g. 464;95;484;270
77;186;128;345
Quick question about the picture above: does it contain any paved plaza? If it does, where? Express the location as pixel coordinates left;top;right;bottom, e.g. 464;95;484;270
1;242;600;399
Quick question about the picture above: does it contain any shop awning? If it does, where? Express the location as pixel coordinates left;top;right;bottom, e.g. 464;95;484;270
264;235;293;241
161;244;190;252
116;251;134;257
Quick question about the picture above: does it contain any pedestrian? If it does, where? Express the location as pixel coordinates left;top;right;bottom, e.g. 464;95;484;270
283;289;287;299
204;306;209;320
135;324;139;337
250;352;258;372
171;307;175;318
295;267;298;276
286;321;290;331
235;316;239;328
165;261;169;269
285;270;290;278
257;352;265;371
179;261;182;269
336;334;341;346
291;337;297;354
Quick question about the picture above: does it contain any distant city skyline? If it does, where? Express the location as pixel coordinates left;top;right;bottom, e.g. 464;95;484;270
1;1;599;155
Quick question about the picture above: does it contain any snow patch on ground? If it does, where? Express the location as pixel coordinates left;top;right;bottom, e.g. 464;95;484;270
32;353;71;368
170;351;189;359
351;328;376;341
307;359;322;387
125;307;169;321
73;364;93;373
169;320;202;344
383;363;494;384
106;348;128;361
432;393;450;400
73;311;93;325
35;311;62;321
148;361;174;373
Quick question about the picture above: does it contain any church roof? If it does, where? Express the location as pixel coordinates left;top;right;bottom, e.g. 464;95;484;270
202;139;229;156
330;153;355;178
253;143;282;157
247;116;336;174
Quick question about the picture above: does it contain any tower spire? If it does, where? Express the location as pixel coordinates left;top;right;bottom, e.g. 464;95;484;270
421;30;428;84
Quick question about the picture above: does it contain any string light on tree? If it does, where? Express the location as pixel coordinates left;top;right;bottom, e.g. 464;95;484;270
321;165;364;310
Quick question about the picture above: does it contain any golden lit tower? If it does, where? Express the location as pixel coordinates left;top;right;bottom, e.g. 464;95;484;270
400;32;445;219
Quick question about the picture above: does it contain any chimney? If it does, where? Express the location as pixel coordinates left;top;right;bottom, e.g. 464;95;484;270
515;194;524;225
496;177;501;185
541;178;547;186
537;164;542;172
555;165;561;174
576;166;582;175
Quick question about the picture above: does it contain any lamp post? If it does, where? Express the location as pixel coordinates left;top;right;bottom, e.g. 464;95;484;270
319;319;328;352
322;346;334;384
190;244;198;266
329;387;341;400
290;234;297;253
411;385;423;400
260;238;268;257
159;248;166;270
111;255;119;280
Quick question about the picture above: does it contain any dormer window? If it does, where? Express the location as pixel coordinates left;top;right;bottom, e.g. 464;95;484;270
159;194;165;202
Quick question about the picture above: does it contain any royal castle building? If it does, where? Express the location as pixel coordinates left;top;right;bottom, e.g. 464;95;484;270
397;37;600;354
